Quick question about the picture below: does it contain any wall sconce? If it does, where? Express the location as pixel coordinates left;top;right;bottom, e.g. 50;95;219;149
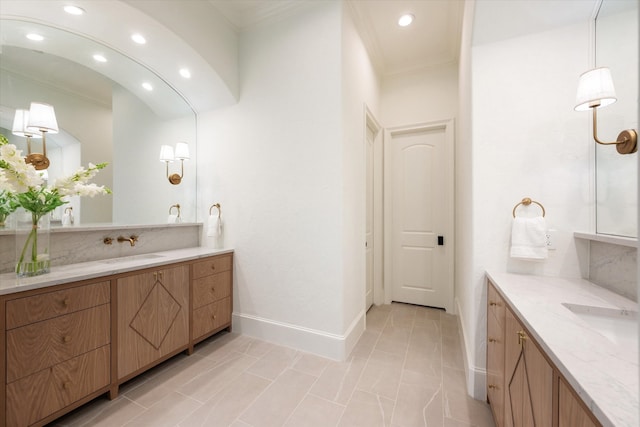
159;142;190;185
12;102;59;170
575;67;637;155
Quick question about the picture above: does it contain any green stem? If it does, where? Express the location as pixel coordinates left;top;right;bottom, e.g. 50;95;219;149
16;214;41;274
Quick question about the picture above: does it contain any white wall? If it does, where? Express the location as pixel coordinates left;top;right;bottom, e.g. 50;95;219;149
340;2;381;346
197;1;365;360
381;63;459;127
459;17;593;398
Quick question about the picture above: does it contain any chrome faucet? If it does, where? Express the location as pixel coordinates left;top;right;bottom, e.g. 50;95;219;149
117;235;138;247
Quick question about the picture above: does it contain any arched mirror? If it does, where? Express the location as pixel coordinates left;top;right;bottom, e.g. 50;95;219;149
0;19;197;226
594;0;638;238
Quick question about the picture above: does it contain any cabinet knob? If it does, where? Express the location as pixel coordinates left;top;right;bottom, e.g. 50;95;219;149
211;287;215;293
210;264;216;271
488;338;497;343
489;301;500;307
212;314;217;320
62;381;72;390
488;384;498;390
517;330;527;346
62;335;72;343
62;297;70;307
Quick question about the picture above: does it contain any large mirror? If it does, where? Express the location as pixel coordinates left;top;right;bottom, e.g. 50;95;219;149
594;0;638;238
0;19;197;226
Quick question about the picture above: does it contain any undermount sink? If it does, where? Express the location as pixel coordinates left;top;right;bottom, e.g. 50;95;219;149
561;302;638;348
99;253;165;264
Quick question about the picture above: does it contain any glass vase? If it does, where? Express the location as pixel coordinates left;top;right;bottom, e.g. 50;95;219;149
15;208;51;277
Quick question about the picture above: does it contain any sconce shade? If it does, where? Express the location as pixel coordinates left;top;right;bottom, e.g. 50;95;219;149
11;109;41;138
159;145;175;162
26;102;59;133
575;67;617;111
174;142;190;160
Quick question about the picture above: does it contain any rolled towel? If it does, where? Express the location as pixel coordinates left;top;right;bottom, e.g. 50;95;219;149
167;214;179;224
61;212;73;227
207;215;222;237
510;216;548;260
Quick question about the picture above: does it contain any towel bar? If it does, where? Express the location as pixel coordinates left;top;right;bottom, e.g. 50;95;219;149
512;198;545;218
209;203;221;218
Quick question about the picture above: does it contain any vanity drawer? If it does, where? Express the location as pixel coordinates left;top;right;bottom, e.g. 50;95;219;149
192;255;232;280
193;271;231;309
6;345;110;427
6;304;110;383
6;280;110;330
488;281;505;328
192;297;231;339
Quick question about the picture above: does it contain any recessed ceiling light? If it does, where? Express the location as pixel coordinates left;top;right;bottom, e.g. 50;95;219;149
179;68;191;79
26;33;44;41
93;54;107;63
131;33;146;45
64;5;85;15
142;82;153;91
398;14;414;27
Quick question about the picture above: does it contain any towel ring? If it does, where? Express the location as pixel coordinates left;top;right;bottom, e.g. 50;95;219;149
169;203;181;217
64;207;73;214
209;203;221;218
512;198;545;218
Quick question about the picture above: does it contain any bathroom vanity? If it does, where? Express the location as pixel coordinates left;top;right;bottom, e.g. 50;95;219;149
0;247;233;427
486;271;638;427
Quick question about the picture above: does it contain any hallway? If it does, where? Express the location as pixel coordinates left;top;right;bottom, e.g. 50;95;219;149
51;304;495;426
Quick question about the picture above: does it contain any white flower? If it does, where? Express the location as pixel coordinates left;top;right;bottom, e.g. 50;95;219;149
0;144;43;192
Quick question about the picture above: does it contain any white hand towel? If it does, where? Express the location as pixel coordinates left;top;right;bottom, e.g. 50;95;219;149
510;216;548;260
61;213;72;227
207;215;222;237
168;214;179;224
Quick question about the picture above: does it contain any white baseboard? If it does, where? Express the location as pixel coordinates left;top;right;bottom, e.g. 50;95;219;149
455;297;487;401
232;310;366;361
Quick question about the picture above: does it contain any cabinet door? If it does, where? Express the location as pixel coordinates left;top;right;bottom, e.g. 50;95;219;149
117;265;189;379
487;306;505;427
504;309;553;427
559;378;600;427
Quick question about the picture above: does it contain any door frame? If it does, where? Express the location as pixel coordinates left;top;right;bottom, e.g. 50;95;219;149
364;105;384;308
383;119;455;311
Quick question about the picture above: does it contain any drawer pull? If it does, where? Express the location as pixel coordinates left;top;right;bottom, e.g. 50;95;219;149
517;330;527;346
63;335;72;343
62;381;72;390
488;384;498;390
212;314;217;320
62;297;70;307
489;301;500;307
210;264;216;271
488;338;497;343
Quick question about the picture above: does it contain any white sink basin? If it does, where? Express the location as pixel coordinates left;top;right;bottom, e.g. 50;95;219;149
99;253;165;264
562;302;638;348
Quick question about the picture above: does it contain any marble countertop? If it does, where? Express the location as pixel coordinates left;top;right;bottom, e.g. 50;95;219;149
0;247;233;296
486;271;638;427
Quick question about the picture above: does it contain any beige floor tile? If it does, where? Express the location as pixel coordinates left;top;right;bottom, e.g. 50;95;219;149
241;338;279;358
356;350;404;400
414;307;443;323
177;353;260;403
283;394;345;427
401;368;441;387
292;352;330;377
246;345;300;380
443;390;496;427
404;349;442;379
349;329;379;359
443;366;468;394
309;357;367;404
239;368;317;427
442;322;460;337
194;333;254;361
391;381;443;427
49;396;145;427
366;309;390;332
337;390;395;427
442;335;465;370
374;327;411;355
124;392;201;427
177;372;271;427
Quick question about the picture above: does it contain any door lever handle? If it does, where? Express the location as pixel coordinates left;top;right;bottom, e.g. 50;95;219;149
438;236;444;246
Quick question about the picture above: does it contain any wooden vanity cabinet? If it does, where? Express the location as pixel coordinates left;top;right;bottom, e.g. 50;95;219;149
486;278;603;427
486;283;506;427
116;264;190;382
2;280;111;427
190;253;233;347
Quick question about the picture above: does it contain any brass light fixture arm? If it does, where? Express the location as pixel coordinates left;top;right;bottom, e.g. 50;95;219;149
165;159;185;185
591;107;638;154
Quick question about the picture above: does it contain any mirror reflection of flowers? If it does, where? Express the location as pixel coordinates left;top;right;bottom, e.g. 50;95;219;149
0;133;111;275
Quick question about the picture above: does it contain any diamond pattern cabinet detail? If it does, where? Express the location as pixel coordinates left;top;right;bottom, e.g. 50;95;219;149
504;307;553;427
117;265;189;381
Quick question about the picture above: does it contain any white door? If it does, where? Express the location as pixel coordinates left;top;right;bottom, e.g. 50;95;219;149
365;124;375;311
385;120;454;312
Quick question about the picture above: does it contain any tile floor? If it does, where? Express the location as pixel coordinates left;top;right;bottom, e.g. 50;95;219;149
50;303;496;427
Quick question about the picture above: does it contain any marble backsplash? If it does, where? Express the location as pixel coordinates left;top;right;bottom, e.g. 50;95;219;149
588;240;637;301
0;223;202;274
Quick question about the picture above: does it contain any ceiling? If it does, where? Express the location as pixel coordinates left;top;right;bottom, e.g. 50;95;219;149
210;0;465;76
